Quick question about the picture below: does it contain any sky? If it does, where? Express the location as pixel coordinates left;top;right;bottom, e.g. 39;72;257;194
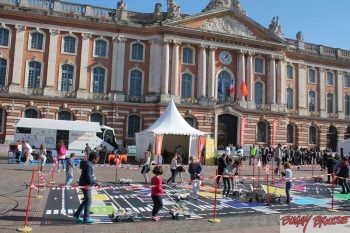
66;0;350;51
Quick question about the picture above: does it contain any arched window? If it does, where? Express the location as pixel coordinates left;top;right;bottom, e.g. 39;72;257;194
254;58;264;73
92;67;105;93
182;47;193;64
90;112;104;125
327;93;334;113
217;71;232;100
0;58;7;86
130;70;142;97
94;39;107;57
127;115;140;138
0;28;10;47
309;126;317;144
61;64;74;92
63;36;76;53
58;110;73;121
308;91;316;112
184;116;197;128
287;88;293;109
345;95;350;115
286;64;293;80
327;72;334;85
345;127;350;140
131;43;144;61
28;61;41;88
308;69;316;83
30;32;44;50
287;124;294;144
254;82;263;104
24;108;39;118
181;73;192;98
257;121;267;143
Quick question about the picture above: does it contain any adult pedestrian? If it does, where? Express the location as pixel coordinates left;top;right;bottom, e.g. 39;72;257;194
336;157;349;194
141;151;151;184
39;143;47;171
167;153;179;184
57;140;66;172
216;153;227;185
188;156;202;199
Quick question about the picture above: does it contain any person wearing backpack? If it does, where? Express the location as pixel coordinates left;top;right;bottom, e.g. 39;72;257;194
57;140;67;172
336;157;349;194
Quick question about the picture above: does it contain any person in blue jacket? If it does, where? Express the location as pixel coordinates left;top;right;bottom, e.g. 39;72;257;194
73;151;101;224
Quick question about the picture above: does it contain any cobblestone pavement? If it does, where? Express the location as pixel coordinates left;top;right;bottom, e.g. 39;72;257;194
0;153;349;233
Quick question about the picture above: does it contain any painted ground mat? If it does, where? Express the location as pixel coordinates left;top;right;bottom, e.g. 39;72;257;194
42;181;349;224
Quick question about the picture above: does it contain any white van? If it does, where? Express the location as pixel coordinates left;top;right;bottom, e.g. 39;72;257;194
14;118;117;157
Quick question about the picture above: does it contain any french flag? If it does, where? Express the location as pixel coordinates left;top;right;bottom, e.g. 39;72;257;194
229;79;235;96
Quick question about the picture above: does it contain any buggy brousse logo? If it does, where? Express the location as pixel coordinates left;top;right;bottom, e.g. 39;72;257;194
280;215;350;233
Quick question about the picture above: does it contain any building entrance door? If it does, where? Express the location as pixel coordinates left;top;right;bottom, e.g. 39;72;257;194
217;114;238;150
327;126;338;152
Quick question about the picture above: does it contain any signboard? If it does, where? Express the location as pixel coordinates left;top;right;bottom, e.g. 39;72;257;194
205;138;215;165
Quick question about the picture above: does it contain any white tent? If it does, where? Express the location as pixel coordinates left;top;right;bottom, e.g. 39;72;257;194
135;99;205;162
338;138;350;156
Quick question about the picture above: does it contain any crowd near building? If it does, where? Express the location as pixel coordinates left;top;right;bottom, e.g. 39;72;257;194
0;0;350;152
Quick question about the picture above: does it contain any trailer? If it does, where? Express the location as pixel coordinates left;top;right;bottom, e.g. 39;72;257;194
14;118;117;157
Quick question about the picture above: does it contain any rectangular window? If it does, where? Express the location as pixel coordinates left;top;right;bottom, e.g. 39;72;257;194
327;72;334;85
344;75;350;88
308;69;316;83
31;32;43;50
287;88;293;109
255;58;264;73
0;29;9;47
63;36;76;53
287;65;293;79
0;58;7;86
131;43;143;61
95;40;107;57
0;108;3;133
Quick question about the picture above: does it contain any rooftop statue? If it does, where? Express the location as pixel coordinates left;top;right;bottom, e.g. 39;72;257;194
296;31;304;42
117;0;127;10
202;0;247;15
153;3;163;22
166;0;181;21
269;16;283;36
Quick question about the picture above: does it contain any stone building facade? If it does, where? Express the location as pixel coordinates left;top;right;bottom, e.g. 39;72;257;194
0;0;349;151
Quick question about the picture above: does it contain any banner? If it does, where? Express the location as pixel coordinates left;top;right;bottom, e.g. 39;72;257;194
197;136;206;164
240;116;247;146
204;138;215;165
272;119;278;146
155;135;163;156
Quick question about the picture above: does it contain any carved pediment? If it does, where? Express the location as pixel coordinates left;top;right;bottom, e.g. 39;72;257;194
199;16;255;38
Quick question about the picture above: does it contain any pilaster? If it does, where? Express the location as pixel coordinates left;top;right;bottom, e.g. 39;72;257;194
9;24;25;93
171;39;181;96
44;29;60;97
77;32;91;99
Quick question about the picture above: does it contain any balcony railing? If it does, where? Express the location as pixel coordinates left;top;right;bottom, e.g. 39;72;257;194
328;112;338;118
59;91;77;99
88;92;110;101
24;87;44;96
256;104;271;111
309;111;320;117
286;108;298;115
0;86;9;94
125;95;145;103
180;98;198;105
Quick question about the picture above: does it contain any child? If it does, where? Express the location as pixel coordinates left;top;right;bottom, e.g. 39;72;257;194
151;166;165;221
141;151;151;184
65;153;76;186
73;151;100;224
188;156;202;199
39;143;47;171
282;162;292;204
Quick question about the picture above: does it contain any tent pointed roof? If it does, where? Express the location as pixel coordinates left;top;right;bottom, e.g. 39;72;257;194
139;99;205;136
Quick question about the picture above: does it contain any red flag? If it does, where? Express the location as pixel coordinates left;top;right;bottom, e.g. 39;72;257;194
241;80;248;97
229;79;235;96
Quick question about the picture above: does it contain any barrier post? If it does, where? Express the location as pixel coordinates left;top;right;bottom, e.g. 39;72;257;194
17;169;36;232
252;160;255;189
208;169;220;223
265;164;270;206
257;159;261;192
49;164;56;185
271;159;274;184
329;173;337;212
115;163;118;183
34;164;43;199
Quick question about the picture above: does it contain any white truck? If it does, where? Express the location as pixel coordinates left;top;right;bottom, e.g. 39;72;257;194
14;118;117;157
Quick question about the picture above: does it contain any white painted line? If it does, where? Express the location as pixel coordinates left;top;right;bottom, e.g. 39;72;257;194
126;208;132;211
145;207;152;211
138;207;145;212
53;209;59;214
46;210;51;215
67;209;73;214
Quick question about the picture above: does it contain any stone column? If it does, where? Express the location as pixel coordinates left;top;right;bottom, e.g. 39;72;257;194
246;51;254;103
319;68;327;117
268;56;276;106
276;56;286;109
298;64;308;116
171;39;181;96
337;70;344;119
77;32;91;99
148;38;162;93
238;50;246;101
208;46;216;98
198;44;207;98
9;24;26;93
111;36;127;101
161;39;170;98
44;29;59;96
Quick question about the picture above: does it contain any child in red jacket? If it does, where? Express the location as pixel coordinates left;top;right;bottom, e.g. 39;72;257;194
151;166;165;221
